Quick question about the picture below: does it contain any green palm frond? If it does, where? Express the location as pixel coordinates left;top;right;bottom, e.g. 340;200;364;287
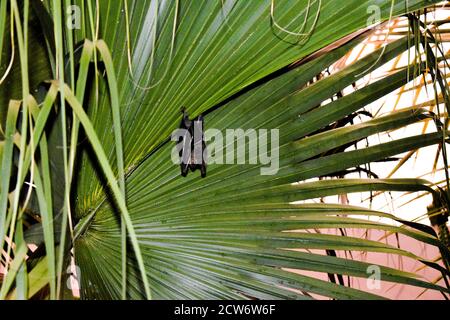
1;0;450;300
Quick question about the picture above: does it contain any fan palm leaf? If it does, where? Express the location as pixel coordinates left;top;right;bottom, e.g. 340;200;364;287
1;0;450;300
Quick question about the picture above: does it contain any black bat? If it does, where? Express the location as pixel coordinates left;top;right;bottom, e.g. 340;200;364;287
178;108;207;178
